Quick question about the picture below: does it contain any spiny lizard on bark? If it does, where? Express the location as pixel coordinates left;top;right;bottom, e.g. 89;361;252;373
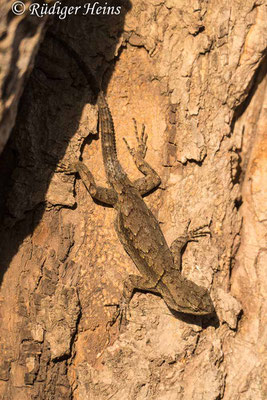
53;33;215;323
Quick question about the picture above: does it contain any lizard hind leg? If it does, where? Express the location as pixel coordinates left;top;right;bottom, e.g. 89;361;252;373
123;119;161;195
56;160;117;206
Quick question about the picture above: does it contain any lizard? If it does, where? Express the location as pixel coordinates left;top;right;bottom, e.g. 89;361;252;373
53;33;215;323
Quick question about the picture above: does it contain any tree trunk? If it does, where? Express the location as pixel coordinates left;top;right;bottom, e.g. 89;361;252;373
0;1;266;399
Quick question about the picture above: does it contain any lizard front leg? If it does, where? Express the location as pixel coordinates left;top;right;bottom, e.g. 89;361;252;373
123;274;160;304
57;160;117;206
107;274;160;327
123;119;161;195
170;222;211;271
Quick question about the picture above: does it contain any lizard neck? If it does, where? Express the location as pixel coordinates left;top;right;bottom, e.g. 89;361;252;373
98;91;128;185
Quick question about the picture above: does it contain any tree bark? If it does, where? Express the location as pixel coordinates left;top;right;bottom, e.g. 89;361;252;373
0;1;266;399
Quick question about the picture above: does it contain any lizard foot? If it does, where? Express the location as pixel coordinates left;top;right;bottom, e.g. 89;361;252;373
105;298;131;329
185;221;211;241
55;160;79;174
183;220;211;242
123;118;148;160
170;221;211;257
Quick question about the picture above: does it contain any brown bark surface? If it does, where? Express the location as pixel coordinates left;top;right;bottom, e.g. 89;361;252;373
0;1;266;399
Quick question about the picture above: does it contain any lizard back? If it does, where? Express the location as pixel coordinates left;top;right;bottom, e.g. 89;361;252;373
115;184;174;282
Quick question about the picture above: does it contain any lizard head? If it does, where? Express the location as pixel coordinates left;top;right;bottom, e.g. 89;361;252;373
182;279;215;315
161;274;215;316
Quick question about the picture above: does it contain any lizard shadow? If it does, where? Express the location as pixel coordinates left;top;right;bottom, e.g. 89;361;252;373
0;1;132;284
134;289;219;329
169;308;220;329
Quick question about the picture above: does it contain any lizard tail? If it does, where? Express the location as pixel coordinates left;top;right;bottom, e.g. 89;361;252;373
46;31;100;96
46;31;126;184
98;92;127;184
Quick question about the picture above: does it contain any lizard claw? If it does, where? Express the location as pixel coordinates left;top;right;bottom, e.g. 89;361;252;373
123;137;134;157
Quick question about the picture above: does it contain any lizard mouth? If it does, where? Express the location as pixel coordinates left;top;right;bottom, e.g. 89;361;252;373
196;297;215;315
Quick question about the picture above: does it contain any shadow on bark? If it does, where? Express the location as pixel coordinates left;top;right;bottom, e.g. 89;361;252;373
0;1;132;285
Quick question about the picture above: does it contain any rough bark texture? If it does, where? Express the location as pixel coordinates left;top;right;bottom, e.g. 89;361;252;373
0;1;266;399
0;0;47;154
